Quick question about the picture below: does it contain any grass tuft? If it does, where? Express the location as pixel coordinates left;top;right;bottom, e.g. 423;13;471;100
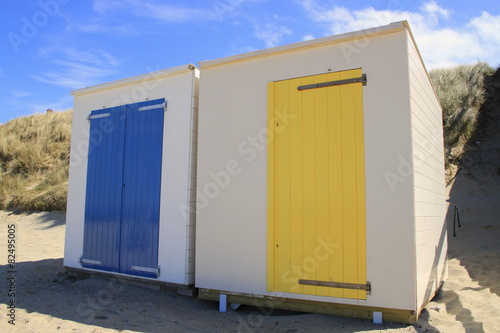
0;110;72;211
429;62;494;168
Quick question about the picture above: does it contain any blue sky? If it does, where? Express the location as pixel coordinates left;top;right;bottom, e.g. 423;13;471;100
1;0;499;124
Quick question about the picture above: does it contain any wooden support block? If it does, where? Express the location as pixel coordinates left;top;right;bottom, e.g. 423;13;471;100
199;289;418;324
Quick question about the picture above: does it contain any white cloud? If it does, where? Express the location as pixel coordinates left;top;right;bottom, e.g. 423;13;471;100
254;23;292;48
232;45;258;55
303;34;315;41
93;0;205;22
469;12;500;45
26;95;73;115
66;17;141;36
31;48;120;89
421;0;449;22
9;90;32;98
92;0;262;23
1;94;73;124
77;23;139;35
297;0;500;68
59;11;138;36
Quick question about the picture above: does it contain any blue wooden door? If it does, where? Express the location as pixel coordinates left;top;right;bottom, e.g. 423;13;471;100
120;100;164;278
82;106;126;272
82;99;165;278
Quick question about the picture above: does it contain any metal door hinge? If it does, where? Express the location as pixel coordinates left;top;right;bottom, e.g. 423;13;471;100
298;279;371;294
297;74;367;91
138;102;166;111
87;112;111;122
80;257;103;266
131;265;160;276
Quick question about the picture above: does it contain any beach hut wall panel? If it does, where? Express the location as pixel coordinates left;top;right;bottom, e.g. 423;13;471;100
64;64;199;286
195;21;447;322
407;34;449;311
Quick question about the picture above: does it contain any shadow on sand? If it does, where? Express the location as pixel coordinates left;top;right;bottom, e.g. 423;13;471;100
431;67;500;332
1;258;420;333
3;210;66;229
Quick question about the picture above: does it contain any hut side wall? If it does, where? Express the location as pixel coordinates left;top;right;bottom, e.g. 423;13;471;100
185;70;200;285
406;31;448;309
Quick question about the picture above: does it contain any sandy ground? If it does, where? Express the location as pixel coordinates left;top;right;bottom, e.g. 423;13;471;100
0;212;421;333
0;169;499;333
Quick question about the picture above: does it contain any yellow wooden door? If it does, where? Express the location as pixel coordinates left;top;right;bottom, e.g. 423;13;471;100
268;69;367;300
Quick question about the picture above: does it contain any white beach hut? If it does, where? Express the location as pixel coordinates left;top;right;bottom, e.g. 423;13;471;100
64;64;199;293
195;21;448;323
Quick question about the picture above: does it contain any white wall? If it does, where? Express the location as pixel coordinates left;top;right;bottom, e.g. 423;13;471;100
64;66;198;285
406;31;448;309
196;26;418;310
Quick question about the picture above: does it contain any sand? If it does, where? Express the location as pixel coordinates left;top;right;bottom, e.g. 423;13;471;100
0;212;417;333
0;175;499;333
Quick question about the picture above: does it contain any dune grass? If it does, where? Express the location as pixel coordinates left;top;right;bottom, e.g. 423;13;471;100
429;62;494;168
0;110;72;211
